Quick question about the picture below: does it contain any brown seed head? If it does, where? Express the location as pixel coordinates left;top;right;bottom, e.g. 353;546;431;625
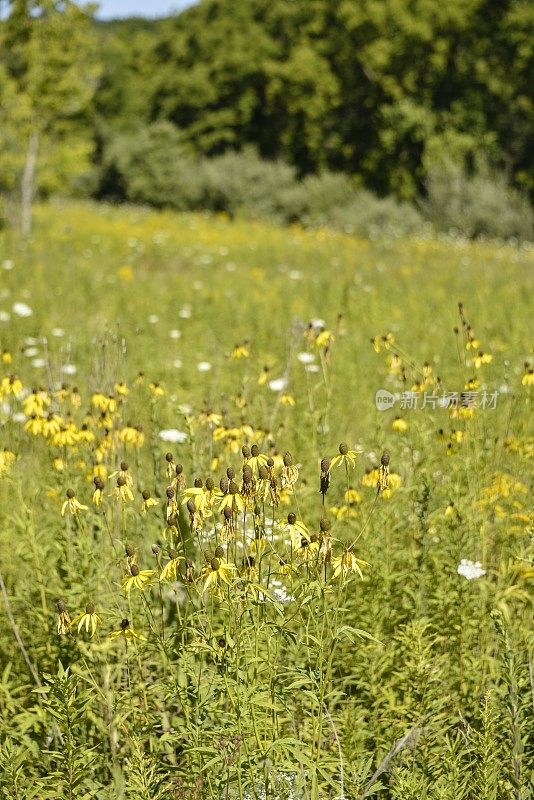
287;512;297;525
339;442;348;455
130;564;140;576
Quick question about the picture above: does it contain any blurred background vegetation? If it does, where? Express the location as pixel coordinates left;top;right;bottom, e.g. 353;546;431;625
1;0;533;239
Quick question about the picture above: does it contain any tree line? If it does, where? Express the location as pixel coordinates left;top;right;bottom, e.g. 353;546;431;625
1;0;533;233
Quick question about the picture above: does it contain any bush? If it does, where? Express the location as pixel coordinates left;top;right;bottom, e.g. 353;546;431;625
421;161;534;241
198;148;298;218
101;121;202;209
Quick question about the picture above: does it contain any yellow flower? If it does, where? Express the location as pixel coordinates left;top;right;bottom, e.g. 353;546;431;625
392;417;408;433
42;412;63;438
141;491;158;514
315;329;335;348
473;352;492;368
149;382;165;397
122;564;155;594
280;393;295;407
281;513;310;550
61;489;88;517
160;550;182;582
71;603;102;637
1;350;12;364
114;381;129;396
231;341;250;359
0;449;16;477
371;333;394;353
91;392;108;410
22;389;49;417
53;457;65;471
24;415;44;435
444;501;457;518
331;550;370;581
522;367;534;386
329;442;361;471
1;374;23;397
465;377;480;390
109;618;146;641
110;476;134;503
201;556;236;595
56;600;71;635
117;265;134;282
345;487;362;504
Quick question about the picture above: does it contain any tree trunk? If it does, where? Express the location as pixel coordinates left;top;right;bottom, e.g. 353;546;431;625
21;130;38;237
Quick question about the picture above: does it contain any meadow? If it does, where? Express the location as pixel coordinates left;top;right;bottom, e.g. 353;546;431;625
0;200;532;799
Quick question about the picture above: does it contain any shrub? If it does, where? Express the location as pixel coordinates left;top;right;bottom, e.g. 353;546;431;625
421;161;534;241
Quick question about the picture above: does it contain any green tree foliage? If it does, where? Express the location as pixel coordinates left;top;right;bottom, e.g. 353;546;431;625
95;0;533;199
0;0;100;226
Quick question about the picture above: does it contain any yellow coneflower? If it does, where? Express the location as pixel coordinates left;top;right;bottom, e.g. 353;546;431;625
160;549;182;582
149;382;165;397
378;452;390;493
371;333;394;353
329;442;361;471
465;377;480;391
42;412;63;438
315;329;335;349
24;415;43;435
1;374;23;397
280;451;298;488
109;618;146;641
114;381;129;397
109;461;133;489
218;479;245;515
92;477;105;507
331;550;370;581
282;512;310;550
201;555;236;595
110;476;134;503
280;393;295;407
61;489;88;517
392;417;408;433
473;351;492;368
91;392;108;411
22;389;49;417
77;424;95;443
1;349;12;364
56;599;71;635
71;602;101;637
231;341;250;359
522;365;534;386
122;564;155;594
140;490;158;514
165;486;178;520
